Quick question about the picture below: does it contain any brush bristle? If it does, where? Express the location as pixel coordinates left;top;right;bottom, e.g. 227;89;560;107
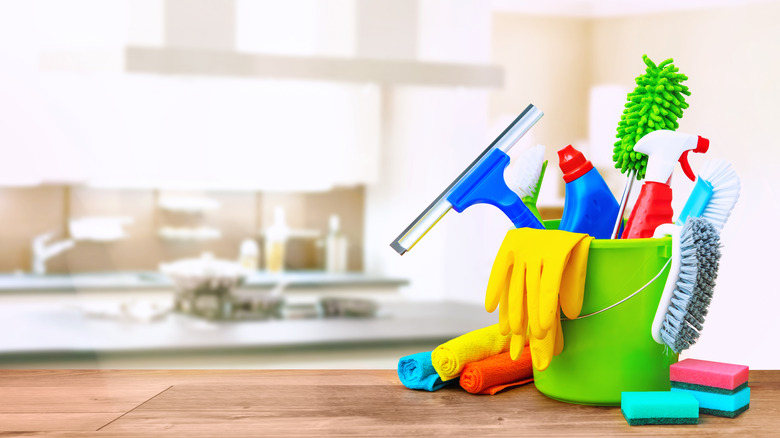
697;160;740;232
660;228;698;351
661;217;722;353
506;145;546;198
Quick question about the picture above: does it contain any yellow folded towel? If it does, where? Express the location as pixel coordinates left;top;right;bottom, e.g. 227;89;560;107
431;324;511;381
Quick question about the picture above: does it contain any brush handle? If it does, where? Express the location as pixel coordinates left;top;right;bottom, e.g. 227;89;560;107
448;149;544;229
652;224;681;345
522;197;543;223
611;170;636;239
676;177;714;226
521;160;548;223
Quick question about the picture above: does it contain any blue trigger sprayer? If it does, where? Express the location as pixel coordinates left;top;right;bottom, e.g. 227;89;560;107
557;145;619;239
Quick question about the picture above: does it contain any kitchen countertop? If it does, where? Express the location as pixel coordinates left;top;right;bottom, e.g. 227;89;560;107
0;271;408;293
0;300;496;360
0;369;775;436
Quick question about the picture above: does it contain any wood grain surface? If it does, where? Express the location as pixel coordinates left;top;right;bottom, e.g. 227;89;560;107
0;369;776;437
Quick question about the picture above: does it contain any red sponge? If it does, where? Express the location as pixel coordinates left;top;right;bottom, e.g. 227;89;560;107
670;359;749;392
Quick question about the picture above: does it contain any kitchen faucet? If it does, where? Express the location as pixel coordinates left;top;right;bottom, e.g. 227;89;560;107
31;232;75;275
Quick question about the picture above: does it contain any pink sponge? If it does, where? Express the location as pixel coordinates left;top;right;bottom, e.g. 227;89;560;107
670;359;749;392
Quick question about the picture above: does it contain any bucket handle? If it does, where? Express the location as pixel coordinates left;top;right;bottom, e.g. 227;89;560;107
562;257;672;321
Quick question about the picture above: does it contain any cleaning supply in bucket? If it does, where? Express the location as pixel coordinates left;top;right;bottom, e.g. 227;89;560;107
670;359;750;417
431;324;512;381
390;104;544;255
397;351;453;391
506;145;548;223
484;228;593;370
652;218;721;352
621;391;699;425
677;159;741;232
621;130;709;239
459;349;534;395
557;145;619;239
611;55;691;238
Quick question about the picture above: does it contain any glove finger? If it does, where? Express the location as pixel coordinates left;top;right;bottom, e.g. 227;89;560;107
554;308;564;356
485;247;512;313
510;333;526;360
529;319;556;371
508;261;527;335
560;237;592;319
539;252;569;333
519;277;529;339
526;259;546;339
498;285;510;335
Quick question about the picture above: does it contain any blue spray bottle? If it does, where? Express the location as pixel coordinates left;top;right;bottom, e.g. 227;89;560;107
557;145;619;239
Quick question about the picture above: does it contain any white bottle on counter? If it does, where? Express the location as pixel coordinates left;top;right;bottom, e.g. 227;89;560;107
324;214;348;274
265;207;289;274
238;238;259;271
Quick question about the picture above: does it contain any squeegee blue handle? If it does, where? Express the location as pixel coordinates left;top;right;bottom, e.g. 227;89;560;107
447;149;545;229
676;177;714;225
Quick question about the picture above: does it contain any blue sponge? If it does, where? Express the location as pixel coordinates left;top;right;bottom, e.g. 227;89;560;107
671;386;750;418
621;391;699;425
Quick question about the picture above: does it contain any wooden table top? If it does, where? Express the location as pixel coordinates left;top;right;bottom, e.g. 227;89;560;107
0;369;776;437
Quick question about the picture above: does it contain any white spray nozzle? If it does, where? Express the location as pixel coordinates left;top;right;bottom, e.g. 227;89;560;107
634;130;709;183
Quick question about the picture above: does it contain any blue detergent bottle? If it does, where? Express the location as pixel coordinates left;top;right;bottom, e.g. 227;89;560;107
557;145;619;239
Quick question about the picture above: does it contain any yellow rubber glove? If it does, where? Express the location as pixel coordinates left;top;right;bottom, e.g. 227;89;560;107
485;229;593;371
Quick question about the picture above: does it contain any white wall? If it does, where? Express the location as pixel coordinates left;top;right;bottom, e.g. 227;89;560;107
363;1;503;304
364;86;509;303
490;14;591;155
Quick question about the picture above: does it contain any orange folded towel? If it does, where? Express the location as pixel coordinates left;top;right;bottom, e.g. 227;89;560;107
459;350;534;395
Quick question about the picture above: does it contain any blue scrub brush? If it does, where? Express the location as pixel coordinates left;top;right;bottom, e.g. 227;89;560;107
677;159;740;232
652;217;722;353
506;145;547;222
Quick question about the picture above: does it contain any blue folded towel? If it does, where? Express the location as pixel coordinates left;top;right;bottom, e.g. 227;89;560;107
398;351;452;391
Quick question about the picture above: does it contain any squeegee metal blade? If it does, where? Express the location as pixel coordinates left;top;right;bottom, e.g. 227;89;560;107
389;104;543;255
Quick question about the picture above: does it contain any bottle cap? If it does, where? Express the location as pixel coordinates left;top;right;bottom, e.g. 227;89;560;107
240;239;259;256
558;145;594;183
329;215;340;232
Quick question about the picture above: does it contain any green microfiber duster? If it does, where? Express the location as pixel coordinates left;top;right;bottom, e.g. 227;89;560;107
613;55;691;180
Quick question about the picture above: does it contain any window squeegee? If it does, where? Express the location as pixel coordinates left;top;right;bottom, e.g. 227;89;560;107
390;104;545;255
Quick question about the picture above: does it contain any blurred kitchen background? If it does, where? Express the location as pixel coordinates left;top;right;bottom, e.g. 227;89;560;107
1;0;778;369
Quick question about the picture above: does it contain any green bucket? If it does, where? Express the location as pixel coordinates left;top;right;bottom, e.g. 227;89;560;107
532;220;678;406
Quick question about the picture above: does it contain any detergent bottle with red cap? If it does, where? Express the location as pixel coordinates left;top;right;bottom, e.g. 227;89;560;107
621;130;709;239
558;145;619;239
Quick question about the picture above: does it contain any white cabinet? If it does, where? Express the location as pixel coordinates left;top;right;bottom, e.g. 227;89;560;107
33;73;380;190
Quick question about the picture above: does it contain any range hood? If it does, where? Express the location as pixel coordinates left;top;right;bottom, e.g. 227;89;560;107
39;0;503;88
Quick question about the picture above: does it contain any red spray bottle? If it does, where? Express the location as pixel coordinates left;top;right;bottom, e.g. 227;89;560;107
621;130;709;239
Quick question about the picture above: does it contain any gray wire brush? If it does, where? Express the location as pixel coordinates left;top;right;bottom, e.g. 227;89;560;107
652;217;722;353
